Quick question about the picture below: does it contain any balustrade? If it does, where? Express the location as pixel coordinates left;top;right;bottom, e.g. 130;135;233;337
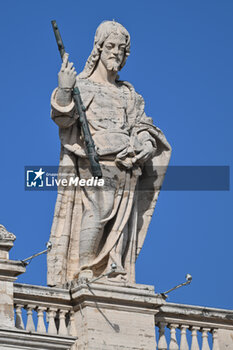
14;303;76;336
13;282;77;338
155;323;218;350
154;301;233;350
11;283;233;349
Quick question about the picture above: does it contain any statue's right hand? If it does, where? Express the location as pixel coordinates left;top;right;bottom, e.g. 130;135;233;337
58;53;77;89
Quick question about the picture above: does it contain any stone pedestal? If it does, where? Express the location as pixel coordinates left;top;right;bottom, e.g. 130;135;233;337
0;225;26;329
70;281;164;350
218;329;233;349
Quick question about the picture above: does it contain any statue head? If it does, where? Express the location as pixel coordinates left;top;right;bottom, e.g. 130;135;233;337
79;21;130;79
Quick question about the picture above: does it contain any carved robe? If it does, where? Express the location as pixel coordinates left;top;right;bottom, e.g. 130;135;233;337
47;78;171;287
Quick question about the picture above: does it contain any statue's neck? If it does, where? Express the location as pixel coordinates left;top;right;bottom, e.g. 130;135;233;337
89;60;118;86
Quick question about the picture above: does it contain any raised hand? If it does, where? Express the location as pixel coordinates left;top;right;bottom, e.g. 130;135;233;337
58;53;77;89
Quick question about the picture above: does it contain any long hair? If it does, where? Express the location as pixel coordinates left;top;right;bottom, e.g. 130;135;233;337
78;21;130;79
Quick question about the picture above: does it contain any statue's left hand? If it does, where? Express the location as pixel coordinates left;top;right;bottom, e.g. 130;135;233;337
132;141;154;165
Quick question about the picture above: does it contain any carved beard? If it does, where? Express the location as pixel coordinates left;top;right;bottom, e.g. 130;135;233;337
106;60;120;72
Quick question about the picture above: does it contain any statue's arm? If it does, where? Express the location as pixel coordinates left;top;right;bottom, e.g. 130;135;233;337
136;121;156;148
134;92;156;144
131;93;158;164
51;87;78;128
51;53;79;128
132;125;156;164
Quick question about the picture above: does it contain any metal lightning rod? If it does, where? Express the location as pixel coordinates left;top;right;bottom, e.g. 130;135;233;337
21;241;52;266
159;274;192;298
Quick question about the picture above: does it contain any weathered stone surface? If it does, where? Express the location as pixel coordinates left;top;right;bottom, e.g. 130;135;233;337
47;20;171;288
3;280;233;349
0;329;76;349
0;225;16;241
70;282;164;350
0;260;25;281
0;282;14;329
0;229;25;329
155;302;233;350
217;329;233;349
0;225;16;259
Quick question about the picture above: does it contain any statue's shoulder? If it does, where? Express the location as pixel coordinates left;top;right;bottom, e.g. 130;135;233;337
118;80;144;101
118;80;145;113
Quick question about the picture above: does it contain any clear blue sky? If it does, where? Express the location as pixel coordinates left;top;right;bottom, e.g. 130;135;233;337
1;0;232;309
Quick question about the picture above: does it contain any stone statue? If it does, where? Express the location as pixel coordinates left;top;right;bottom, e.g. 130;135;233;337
47;21;171;287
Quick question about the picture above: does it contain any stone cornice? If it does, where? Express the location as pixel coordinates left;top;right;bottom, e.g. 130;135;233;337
0;328;76;350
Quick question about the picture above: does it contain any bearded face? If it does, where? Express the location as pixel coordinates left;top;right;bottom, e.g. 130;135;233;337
100;33;127;72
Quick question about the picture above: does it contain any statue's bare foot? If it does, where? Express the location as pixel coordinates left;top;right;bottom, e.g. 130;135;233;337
74;268;93;284
106;266;128;283
109;266;127;276
107;273;128;283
